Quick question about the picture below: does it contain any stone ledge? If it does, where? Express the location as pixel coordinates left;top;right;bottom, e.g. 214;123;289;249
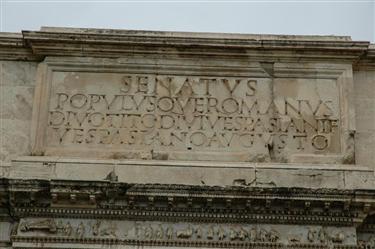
0;33;38;61
354;44;375;70
7;156;375;190
22;28;369;61
0;28;373;62
0;27;370;62
39;26;354;41
25;27;363;48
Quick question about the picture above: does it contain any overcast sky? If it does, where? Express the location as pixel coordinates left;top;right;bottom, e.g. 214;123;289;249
1;0;374;42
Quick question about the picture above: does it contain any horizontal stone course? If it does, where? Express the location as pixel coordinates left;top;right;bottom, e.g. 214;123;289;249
8;157;375;190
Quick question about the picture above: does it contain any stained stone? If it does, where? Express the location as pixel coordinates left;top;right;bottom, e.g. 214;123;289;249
0;61;38;86
0;86;34;120
0;119;32;163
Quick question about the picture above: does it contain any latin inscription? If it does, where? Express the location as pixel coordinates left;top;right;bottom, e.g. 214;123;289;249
45;72;340;160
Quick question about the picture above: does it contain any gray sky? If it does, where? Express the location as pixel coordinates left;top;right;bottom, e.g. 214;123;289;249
1;0;374;42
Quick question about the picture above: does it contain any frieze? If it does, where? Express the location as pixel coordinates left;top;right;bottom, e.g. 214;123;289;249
19;219;57;233
4;176;374;248
358;236;375;249
13;218;357;247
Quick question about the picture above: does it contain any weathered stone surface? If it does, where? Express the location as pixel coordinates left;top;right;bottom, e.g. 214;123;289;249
14;218;357;245
0;222;11;243
353;70;375;169
344;170;375;189
255;167;345;189
354;98;375;131
0;61;37;165
353;71;375;100
0;119;32;163
0;86;34;120
355;131;375;168
0;61;38;86
0;27;374;249
9;157;375;190
30;61;353;164
9;160;55;180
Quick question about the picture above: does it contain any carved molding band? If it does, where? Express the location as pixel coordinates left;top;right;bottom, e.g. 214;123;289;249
13;218;358;248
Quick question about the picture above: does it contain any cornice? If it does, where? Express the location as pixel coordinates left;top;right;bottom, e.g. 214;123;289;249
0;32;38;61
0;27;373;62
21;28;369;62
3;179;375;248
21;28;366;50
354;44;375;70
2;179;374;227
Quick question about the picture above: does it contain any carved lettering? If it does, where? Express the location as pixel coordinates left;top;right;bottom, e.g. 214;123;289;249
46;73;341;161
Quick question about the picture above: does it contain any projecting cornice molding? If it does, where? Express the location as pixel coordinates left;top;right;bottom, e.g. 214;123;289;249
0;32;38;61
354;44;375;70
0;27;374;63
1;178;374;226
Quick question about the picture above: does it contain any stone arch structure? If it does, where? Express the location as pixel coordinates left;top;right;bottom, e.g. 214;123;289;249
0;27;374;249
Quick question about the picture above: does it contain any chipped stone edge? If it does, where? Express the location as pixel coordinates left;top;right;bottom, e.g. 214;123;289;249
8;156;375;190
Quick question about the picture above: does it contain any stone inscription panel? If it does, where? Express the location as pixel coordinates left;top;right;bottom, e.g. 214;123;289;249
35;68;343;162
